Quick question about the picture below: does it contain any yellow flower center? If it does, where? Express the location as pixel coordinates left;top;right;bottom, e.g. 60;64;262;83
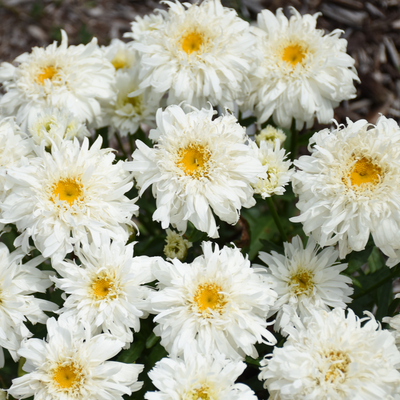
289;269;314;296
111;54;129;70
91;275;117;300
52;178;83;206
125;94;142;114
324;350;350;383
347;157;383;188
193;283;226;316
37;66;58;85
176;145;210;179
53;363;83;390
187;385;211;400
282;43;307;67
181;31;204;54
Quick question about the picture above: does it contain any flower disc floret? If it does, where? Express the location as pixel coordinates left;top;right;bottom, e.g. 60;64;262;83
291;116;400;266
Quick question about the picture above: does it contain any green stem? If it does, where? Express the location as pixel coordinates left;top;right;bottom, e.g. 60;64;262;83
128;132;135;155
290;118;298;162
266;197;288;242
352;266;400;300
115;131;128;159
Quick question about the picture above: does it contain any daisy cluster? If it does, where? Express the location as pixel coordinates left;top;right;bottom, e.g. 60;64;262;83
0;1;400;400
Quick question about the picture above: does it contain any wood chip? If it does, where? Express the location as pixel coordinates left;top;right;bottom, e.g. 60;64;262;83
320;3;368;27
384;36;400;70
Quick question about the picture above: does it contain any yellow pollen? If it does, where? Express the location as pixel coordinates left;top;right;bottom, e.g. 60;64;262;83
52;178;83;206
176;145;210;179
289;269;314;296
37;66;58;85
91;275;116;300
324;350;350;382
347;157;383;188
193;283;226;316
53;363;82;390
181;32;204;54
282;44;307;67
188;385;211;400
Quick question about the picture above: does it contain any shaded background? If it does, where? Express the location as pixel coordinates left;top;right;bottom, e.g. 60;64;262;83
1;0;400;126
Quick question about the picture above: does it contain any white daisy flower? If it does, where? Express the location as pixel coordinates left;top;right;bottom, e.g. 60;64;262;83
244;7;359;129
0;117;34;232
259;308;400;399
28;107;90;147
0;30;116;130
255;125;286;146
146;351;257;400
163;228;192;261
102;38;136;73
0;243;57;368
257;235;353;333
8;315;143;400
253;139;293;198
0;137;138;262
102;69;161;137
291;115;400;266
124;12;165;41
0;117;33;201
126;104;265;238
52;239;157;346
128;0;255;109
150;241;277;360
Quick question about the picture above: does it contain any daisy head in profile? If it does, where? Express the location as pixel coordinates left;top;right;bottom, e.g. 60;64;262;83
252;139;293;198
0;137;138;262
244;7;359;129
291;116;400;266
259;308;400;399
127;0;255;109
257;235;353;333
149;241;277;360
8;315;144;400
126;103;266;238
0;30;116;130
28;107;90;147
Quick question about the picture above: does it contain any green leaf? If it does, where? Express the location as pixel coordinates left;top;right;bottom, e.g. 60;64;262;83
344;246;374;275
259;239;284;255
366;247;385;274
117;340;145;364
241;209;275;260
145;332;160;349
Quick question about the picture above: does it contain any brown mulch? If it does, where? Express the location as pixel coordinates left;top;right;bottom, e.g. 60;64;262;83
1;0;400;126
